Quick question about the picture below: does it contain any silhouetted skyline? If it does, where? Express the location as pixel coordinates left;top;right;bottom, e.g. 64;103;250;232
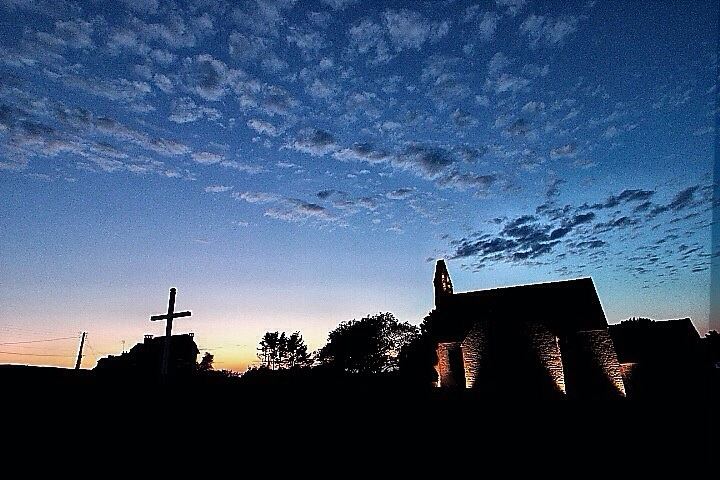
0;0;716;371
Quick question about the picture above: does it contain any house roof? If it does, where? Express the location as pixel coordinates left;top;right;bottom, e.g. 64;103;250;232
609;317;700;364
432;277;609;342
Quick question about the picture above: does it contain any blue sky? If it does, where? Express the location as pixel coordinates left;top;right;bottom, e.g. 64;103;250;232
0;0;716;370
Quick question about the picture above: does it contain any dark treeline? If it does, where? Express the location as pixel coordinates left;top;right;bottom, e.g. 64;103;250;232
198;312;436;390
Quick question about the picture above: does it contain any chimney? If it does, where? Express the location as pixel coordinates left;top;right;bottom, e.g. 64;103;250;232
434;259;453;307
144;334;154;344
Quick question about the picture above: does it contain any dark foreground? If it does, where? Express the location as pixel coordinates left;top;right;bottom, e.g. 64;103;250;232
1;364;717;462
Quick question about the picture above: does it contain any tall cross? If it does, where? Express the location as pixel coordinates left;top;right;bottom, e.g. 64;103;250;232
150;287;191;377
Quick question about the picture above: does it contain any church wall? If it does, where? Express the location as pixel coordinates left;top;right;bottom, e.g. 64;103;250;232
436;342;463;388
565;329;626;397
526;323;566;394
460;321;488;389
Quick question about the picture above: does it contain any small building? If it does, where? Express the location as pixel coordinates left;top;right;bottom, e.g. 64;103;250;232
95;333;199;378
429;260;626;399
609;318;706;398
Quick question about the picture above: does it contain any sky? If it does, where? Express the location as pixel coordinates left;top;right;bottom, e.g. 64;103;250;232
0;0;717;372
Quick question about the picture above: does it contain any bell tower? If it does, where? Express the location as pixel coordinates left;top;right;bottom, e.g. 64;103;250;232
434;259;453;307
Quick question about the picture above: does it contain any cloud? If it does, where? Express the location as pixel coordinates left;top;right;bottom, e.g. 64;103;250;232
488;73;530;94
574;239;606;249
436;171;496;193
146;138;191;156
496;0;526;16
423;59;472;104
386;188;415;200
247;118;280;137
633;201;653;213
520;15;579;48
235;192;339;224
287;128;339;156
444;181;709;275
232;0;295;36
234;191;282;204
332;195;380;212
454;145;487;163
219;159;264;174
392;144;455;179
545;178;565;198
169;97;221;123
63;75;152;108
487;52;511;76
228;32;271;61
153;74;174;93
451;215;563;264
505;118;531;136
649;186;700;217
184;54;240;101
205;185;233;193
348;18;392;64
264;200;336;223
550;143;577;159
589;189;656;209
286;28;326;58
321;0;358;10
120;0;158;14
306;78;338;99
288;126;493;192
117;14;200;53
477;12;500;42
382;9;450;51
594;216;639;232
38;19;95;50
227;31;287;72
333;143;391;163
317;189;340;199
191;151;223;165
522;101;545;114
451;108;476;128
566;212;595;226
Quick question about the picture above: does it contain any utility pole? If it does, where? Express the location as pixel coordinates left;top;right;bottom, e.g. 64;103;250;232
75;332;86;370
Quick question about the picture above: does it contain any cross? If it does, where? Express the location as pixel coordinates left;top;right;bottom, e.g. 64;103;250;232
150;287;191;377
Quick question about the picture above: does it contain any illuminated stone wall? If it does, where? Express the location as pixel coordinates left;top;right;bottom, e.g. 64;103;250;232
526;323;566;394
460;321;488;389
436;342;463;388
573;329;626;397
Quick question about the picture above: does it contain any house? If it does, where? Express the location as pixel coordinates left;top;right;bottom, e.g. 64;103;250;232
609;317;706;398
95;333;199;378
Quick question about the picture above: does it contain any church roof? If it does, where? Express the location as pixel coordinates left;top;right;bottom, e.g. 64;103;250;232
433;277;609;342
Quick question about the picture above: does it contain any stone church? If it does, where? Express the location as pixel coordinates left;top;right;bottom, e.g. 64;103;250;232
430;260;626;399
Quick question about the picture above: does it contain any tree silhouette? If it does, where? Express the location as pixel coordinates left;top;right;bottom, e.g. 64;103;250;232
285;331;310;367
316;312;419;374
258;331;281;370
397;309;444;386
198;352;214;372
258;331;310;369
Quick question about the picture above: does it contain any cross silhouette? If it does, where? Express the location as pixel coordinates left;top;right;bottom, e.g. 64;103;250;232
150;287;191;377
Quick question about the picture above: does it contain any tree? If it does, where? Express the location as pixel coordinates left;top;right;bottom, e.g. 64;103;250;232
257;331;310;369
397;309;443;386
316;312;419;374
258;331;281;370
198;352;214;373
285;331;310;368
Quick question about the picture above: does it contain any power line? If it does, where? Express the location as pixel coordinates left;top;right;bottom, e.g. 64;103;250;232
0;336;79;346
0;350;75;357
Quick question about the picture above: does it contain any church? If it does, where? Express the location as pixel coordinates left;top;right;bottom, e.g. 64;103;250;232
429;260;626;399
